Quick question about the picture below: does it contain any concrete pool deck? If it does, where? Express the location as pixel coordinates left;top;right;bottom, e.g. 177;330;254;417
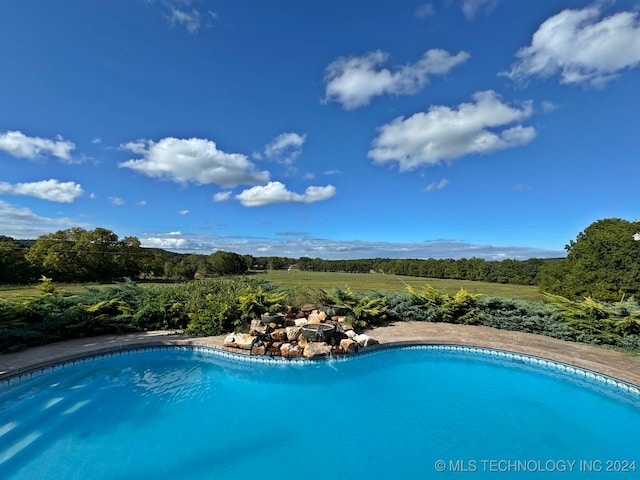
1;322;639;386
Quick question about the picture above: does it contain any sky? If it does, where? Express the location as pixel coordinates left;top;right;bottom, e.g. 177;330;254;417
1;0;639;260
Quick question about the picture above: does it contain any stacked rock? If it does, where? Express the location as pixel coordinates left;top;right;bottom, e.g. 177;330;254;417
223;305;379;359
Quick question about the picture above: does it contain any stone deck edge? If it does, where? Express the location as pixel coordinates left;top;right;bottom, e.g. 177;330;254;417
1;324;639;387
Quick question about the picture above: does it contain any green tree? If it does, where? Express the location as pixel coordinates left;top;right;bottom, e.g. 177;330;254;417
208;250;248;276
539;218;640;301
26;227;145;282
0;236;32;283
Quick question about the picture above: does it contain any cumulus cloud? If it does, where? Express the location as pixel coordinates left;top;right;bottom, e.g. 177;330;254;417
368;90;535;171
0;179;84;203
136;230;565;260
118;137;270;187
142;236;189;249
213;191;232;202
324;49;470;109
0;199;84;238
236;181;336;207
505;5;640;87
0;130;76;162
109;196;125;206
423;179;449;191
264;132;307;165
178;209;189;215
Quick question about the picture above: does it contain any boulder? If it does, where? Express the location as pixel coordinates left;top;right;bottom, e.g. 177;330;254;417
345;330;357;339
235;333;257;350
223;333;237;348
270;328;288;342
306;311;321;324
267;346;281;356
303;342;331;359
252;345;266;356
280;343;293;357
330;345;345;355
354;334;379;347
294;318;308;327
250;319;270;336
285;326;302;342
340;338;358;353
289;345;304;358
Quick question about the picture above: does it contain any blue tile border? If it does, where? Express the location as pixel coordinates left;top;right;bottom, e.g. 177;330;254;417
2;343;639;399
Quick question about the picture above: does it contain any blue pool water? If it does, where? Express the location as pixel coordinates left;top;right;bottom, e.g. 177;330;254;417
1;346;639;479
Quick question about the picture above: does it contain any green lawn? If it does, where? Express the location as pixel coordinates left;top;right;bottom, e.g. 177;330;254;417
0;271;543;301
251;270;543;301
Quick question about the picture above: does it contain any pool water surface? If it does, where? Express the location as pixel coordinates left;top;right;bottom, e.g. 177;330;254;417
1;346;639;479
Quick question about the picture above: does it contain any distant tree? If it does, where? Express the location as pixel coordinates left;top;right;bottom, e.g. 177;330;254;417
26;227;145;282
139;251;167;278
208;251;248;275
539;218;640;301
0;236;32;283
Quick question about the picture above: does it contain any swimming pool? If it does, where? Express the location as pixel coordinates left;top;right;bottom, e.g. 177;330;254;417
1;345;639;479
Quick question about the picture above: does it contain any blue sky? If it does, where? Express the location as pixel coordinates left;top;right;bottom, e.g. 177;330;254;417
1;0;639;260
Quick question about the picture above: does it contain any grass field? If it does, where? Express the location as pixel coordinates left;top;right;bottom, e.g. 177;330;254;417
0;271;543;301
253;270;543;301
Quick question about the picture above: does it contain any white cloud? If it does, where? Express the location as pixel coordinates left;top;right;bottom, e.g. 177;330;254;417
91;137;102;144
415;4;435;19
0;130;76;162
118;137;270;187
236;181;336;207
119;139;149;154
109;196;125;206
0;199;85;238
264;132;307;165
178;209;189;215
368;90;535;171
137;200;147;206
142;236;189;249
147;0;217;34
324;49;470;109
461;0;499;20
0;179;84;203
168;8;202;33
213;191;232;202
423;179;449;191
505;6;640;87
134;230;564;260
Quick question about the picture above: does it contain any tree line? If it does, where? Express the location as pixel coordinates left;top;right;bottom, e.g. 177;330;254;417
0;228;549;286
2;218;639;302
295;256;549;285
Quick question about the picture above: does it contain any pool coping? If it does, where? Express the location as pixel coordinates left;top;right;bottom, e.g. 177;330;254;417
1;323;640;386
